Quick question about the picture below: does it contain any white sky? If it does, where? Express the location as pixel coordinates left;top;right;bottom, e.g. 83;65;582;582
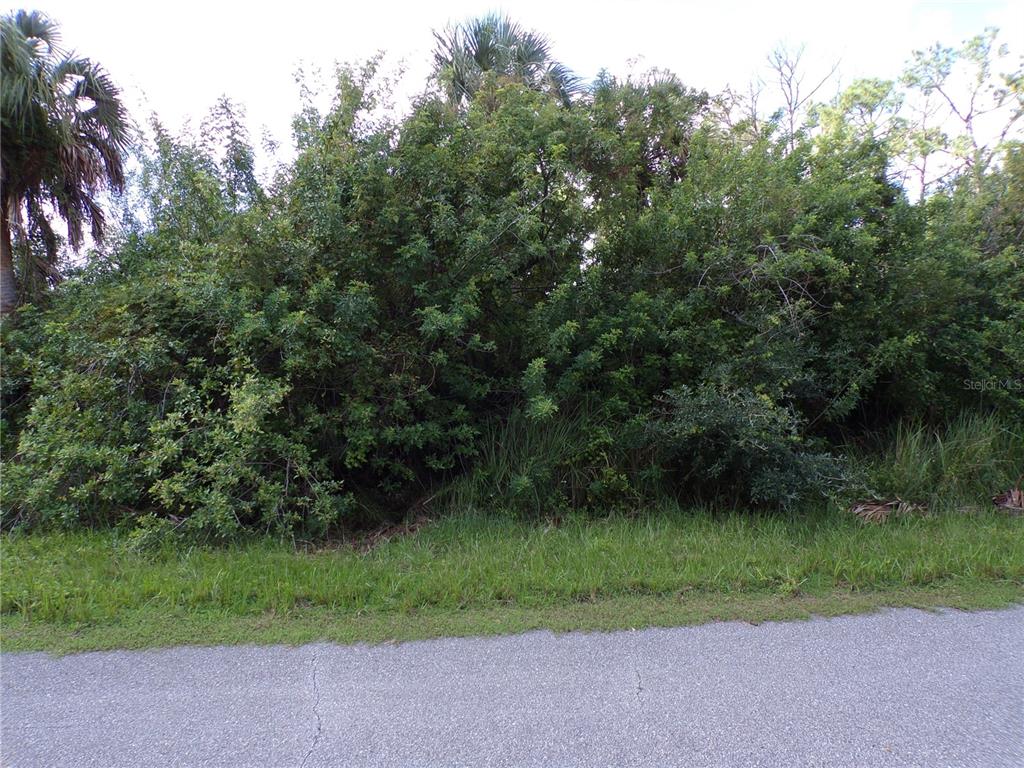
14;0;1024;155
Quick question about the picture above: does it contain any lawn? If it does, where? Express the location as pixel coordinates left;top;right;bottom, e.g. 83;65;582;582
3;505;1022;654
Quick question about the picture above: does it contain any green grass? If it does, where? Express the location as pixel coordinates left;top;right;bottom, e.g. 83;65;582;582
854;412;1024;509
3;505;1022;654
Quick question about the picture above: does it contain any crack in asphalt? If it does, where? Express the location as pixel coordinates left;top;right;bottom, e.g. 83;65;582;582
300;649;323;768
634;669;644;704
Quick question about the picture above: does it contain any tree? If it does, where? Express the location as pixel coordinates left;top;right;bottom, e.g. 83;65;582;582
768;44;839;152
0;10;131;316
200;96;265;212
901;27;1023;192
432;13;582;107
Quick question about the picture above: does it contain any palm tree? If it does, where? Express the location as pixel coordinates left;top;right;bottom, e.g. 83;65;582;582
432;14;582;107
1;10;131;316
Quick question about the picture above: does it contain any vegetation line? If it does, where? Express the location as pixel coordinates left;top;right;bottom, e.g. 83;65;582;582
4;506;1022;653
1;12;1021;655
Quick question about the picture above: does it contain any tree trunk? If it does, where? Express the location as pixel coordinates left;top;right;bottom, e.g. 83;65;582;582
0;204;18;318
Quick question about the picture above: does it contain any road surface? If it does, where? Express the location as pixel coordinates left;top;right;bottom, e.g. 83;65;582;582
3;606;1022;767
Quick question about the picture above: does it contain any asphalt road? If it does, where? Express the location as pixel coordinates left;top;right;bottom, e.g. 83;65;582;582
2;607;1022;767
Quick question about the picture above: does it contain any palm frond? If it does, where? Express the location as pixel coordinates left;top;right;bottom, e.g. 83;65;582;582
430;14;580;106
2;9;131;297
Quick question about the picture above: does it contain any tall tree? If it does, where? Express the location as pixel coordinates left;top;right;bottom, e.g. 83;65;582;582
0;10;130;316
432;13;582;107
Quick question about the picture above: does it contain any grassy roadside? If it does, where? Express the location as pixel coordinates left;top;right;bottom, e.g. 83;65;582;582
4;584;1022;655
3;507;1022;654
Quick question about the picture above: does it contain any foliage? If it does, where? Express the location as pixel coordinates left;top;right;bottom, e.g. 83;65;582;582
1;19;1021;538
0;10;131;313
432;13;582;106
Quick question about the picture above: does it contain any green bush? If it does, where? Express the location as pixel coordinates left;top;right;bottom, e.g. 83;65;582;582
1;43;1021;538
649;385;842;507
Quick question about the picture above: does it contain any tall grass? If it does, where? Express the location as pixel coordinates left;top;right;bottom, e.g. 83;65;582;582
440;408;627;514
855;413;1023;509
3;505;1022;626
443;410;1022;516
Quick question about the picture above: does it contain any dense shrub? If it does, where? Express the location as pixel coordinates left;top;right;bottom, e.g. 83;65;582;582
1;41;1021;538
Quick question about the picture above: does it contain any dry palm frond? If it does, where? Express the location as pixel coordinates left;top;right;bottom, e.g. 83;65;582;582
849;498;925;524
993;486;1024;514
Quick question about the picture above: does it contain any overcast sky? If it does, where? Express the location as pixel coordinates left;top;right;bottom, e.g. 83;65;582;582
15;0;1023;152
